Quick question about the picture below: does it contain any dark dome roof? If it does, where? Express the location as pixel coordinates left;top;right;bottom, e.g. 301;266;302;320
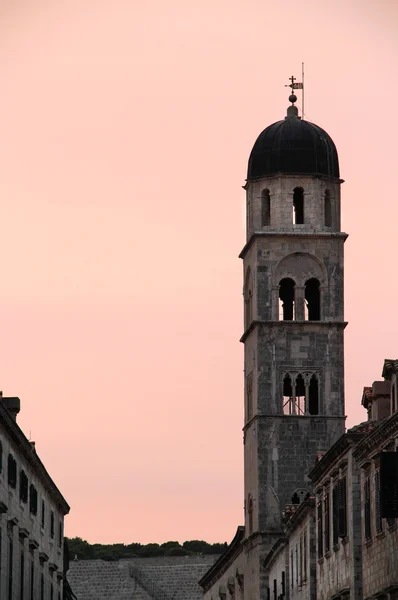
247;113;339;180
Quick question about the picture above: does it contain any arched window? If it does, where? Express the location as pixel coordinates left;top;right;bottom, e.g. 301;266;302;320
279;278;295;320
309;374;319;415
295;374;305;415
305;278;320;321
324;190;332;227
261;189;270;227
293;187;304;225
244;268;253;329
283;374;293;415
248;494;253;534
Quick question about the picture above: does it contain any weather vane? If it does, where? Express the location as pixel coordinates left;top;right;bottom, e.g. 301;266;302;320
285;66;305;119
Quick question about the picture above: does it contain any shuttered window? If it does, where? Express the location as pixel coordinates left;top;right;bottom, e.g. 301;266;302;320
375;469;383;534
303;530;307;581
332;485;339;545
317;500;323;558
364;476;371;541
324;492;330;551
380;452;398;519
338;477;347;538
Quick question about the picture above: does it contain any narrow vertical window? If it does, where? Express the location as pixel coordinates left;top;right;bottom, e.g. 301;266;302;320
0;441;3;473
375;469;383;534
281;571;286;596
31;558;34;600
273;579;277;600
303;530;307;581
305;278;320;321
324;491;330;552
51;581;54;600
279;278;295;321
41;500;45;529
364;476;371;541
332;484;339;545
290;550;294;589
283;374;293;415
244;267;252;329
295;545;298;584
8;537;13;600
58;521;63;547
309;375;319;415
338;477;347;538
21;549;24;600
380;451;398;519
317;499;323;558
261;189;271;227
41;571;44;600
51;512;55;539
324;190;332;227
248;495;253;534
392;383;397;414
295;374;305;415
293;187;304;224
299;537;303;584
246;372;253;420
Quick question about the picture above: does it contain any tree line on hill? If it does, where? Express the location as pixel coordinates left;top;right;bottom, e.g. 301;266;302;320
66;538;228;562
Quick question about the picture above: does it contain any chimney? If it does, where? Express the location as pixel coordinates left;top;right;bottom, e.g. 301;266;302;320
2;397;21;422
362;382;390;421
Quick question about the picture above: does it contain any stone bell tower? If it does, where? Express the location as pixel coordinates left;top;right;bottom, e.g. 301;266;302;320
240;88;346;600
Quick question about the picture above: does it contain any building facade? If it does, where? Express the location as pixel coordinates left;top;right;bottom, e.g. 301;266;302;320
0;394;70;599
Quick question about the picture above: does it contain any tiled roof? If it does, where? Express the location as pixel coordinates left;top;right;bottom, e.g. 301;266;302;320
68;556;219;600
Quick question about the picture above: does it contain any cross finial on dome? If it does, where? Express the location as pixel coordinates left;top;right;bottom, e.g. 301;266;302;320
285;74;301;118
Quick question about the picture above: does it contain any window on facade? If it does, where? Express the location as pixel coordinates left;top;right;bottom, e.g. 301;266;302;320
41;571;44;600
338;477;347;538
246;372;253;420
20;470;28;504
295;374;305;415
41;500;45;530
364;476;371;541
290;550;294;589
279;278;295;321
8;537;13;600
261;189;271;227
20;549;24;600
295;545;298;585
247;495;253;534
58;521;63;547
303;530;307;581
304;278;320;321
244;267;253;329
299;537;303;584
380;451;398;519
324;190;332;227
51;512;55;539
332;485;339;546
0;441;3;474
293;188;304;224
317;499;323;558
283;374;293;415
29;484;38;516
392;383;397;414
281;571;286;596
7;454;17;489
375;469;383;534
309;374;319;415
51;582;54;600
30;559;34;600
324;491;330;552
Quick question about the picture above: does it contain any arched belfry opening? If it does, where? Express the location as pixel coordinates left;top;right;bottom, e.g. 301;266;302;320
261;189;270;226
324;189;332;227
293;187;304;225
295;374;305;415
279;278;295;321
308;374;319;415
305;278;320;321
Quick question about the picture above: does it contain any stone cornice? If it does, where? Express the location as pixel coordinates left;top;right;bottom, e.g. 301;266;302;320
353;412;398;464
239;231;348;259
240;320;348;343
284;499;315;534
0;401;69;514
308;433;363;484
198;526;245;591
243;414;345;433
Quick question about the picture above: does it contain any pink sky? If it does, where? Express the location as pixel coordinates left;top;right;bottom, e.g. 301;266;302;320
0;0;397;545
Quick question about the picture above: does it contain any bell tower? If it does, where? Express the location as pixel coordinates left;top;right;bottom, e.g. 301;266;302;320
241;88;346;599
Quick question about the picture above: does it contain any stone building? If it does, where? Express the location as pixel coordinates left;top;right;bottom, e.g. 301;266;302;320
199;85;398;600
199;84;347;600
0;393;70;599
